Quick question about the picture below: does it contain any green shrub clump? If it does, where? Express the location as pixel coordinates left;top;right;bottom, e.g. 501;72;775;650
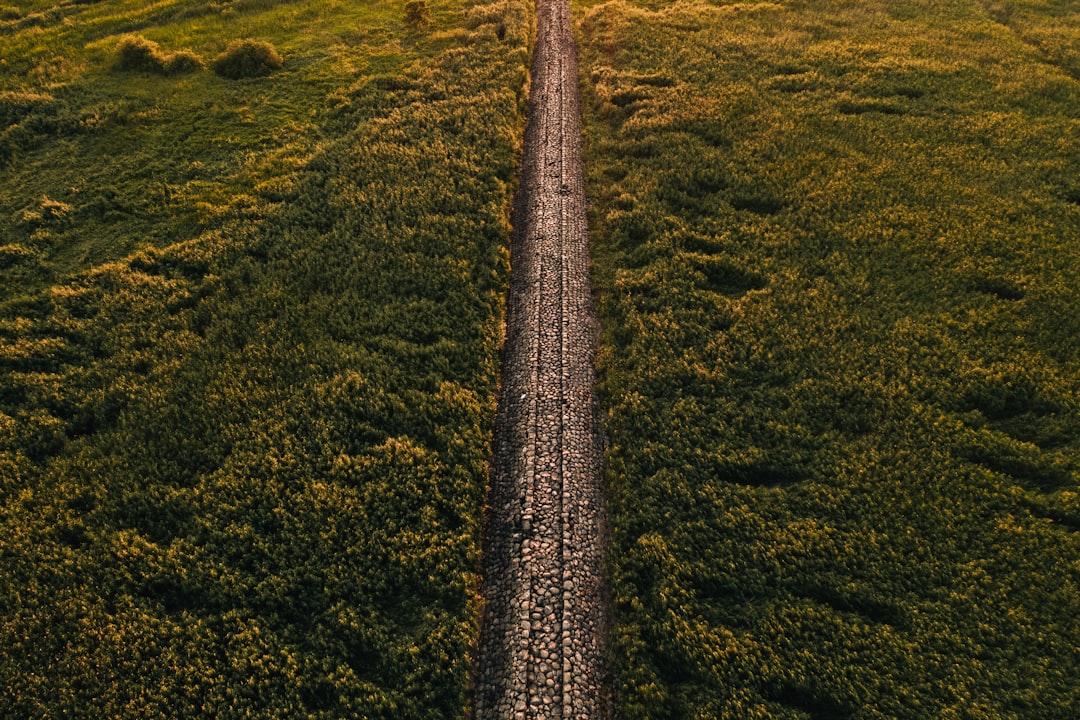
404;0;432;30
212;39;283;79
115;35;165;72
114;35;205;75
163;50;206;75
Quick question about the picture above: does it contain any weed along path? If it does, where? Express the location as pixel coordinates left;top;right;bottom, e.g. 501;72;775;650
470;0;609;717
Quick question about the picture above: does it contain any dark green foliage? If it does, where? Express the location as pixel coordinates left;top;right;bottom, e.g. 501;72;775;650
0;91;57;126
212;39;282;79
578;0;1080;717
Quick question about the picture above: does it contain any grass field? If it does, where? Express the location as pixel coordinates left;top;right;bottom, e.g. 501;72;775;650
4;0;1080;716
576;0;1080;717
1;0;531;717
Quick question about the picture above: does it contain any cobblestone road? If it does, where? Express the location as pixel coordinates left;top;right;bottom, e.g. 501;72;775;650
470;0;610;717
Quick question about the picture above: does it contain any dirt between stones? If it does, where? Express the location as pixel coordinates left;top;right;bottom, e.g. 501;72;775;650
470;0;611;718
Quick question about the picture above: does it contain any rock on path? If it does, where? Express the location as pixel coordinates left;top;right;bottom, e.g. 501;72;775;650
471;0;610;717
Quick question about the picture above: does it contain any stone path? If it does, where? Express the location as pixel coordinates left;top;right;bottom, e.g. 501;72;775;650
470;0;609;717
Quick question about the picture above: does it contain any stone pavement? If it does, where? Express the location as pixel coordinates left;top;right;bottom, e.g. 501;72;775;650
471;0;610;717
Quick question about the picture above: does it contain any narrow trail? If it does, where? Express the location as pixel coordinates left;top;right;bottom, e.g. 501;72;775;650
470;0;610;717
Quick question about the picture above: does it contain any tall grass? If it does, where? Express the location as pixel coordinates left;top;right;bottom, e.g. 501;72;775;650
577;0;1080;717
0;0;532;717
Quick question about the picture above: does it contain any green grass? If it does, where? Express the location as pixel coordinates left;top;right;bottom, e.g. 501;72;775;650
0;0;530;717
576;0;1080;717
0;0;415;299
7;0;1080;715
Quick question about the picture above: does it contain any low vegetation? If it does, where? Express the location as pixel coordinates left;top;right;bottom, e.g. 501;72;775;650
212;38;282;79
115;35;206;75
405;0;433;31
0;0;530;717
576;0;1080;717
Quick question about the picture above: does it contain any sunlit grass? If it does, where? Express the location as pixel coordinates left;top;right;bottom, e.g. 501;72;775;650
0;0;421;298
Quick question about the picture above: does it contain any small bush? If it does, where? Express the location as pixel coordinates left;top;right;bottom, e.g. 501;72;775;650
114;35;205;75
38;197;72;220
212;39;282;79
115;35;168;73
19;196;73;229
404;0;431;30
0;6;21;21
165;50;206;74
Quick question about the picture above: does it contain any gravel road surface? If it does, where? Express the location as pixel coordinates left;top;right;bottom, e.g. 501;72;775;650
471;0;610;717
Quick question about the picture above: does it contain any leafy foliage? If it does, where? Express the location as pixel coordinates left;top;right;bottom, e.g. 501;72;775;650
577;0;1080;717
0;0;531;717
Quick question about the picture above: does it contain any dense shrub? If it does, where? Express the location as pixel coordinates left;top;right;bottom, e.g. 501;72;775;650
212;39;282;79
404;0;431;30
0;91;56;126
115;35;168;73
114;35;204;75
0;244;32;268
164;50;206;74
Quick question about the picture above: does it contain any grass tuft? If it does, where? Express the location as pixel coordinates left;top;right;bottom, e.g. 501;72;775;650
0;91;57;126
115;35;168;73
164;50;206;75
405;0;432;30
115;35;205;75
212;39;283;79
